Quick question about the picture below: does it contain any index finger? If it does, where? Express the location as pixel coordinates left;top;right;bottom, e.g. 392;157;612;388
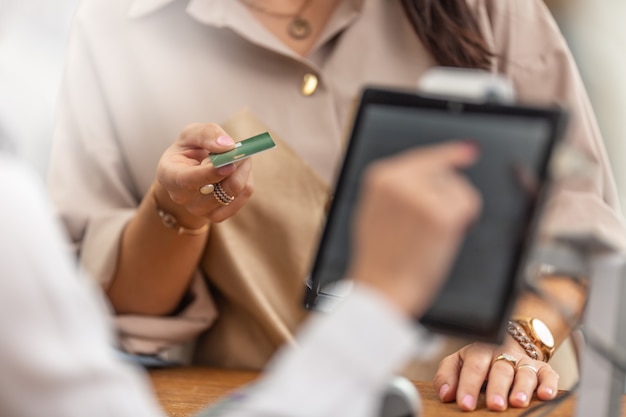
454;349;492;411
433;352;463;403
178;123;237;156
175;159;239;192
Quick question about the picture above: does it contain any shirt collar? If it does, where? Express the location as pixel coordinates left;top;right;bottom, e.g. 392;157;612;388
127;0;178;18
127;0;239;26
128;0;365;19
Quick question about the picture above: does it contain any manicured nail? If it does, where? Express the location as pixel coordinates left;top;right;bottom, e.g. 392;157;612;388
217;135;234;146
492;394;505;409
461;394;476;410
439;384;450;400
514;392;528;405
544;387;555;398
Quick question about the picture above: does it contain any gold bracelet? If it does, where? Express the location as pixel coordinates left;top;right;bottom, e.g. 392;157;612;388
507;321;541;360
511;316;556;362
150;187;209;236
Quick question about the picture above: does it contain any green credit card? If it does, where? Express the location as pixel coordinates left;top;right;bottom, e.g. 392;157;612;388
209;132;276;168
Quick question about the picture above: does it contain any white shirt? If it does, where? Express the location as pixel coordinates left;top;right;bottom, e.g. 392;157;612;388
0;152;166;417
0;151;433;417
215;286;432;417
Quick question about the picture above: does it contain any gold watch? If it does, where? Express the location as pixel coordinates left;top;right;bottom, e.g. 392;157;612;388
512;315;555;362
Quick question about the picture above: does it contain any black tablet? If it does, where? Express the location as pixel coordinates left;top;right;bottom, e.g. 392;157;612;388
304;87;568;343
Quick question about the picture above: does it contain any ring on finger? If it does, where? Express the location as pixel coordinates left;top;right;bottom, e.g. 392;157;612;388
492;353;518;371
213;182;235;206
516;363;538;375
199;184;215;195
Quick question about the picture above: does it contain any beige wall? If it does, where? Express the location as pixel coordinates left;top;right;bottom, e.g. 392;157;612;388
547;0;626;216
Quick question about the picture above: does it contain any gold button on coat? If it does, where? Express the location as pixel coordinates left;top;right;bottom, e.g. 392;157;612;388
301;73;318;96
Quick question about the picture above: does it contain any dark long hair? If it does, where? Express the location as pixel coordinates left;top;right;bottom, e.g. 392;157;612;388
400;0;493;70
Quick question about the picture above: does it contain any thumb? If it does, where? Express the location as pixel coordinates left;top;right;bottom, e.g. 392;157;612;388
211;134;236;153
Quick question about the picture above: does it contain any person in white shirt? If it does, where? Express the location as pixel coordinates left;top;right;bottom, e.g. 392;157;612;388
0;140;490;417
0;148;165;417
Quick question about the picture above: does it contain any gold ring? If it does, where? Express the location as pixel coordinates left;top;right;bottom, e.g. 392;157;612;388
213;182;235;206
199;184;215;195
517;363;538;374
492;353;518;370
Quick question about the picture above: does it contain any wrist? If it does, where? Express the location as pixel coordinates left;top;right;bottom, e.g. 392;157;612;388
506;321;543;361
352;270;430;318
150;183;210;234
500;338;533;361
507;316;555;362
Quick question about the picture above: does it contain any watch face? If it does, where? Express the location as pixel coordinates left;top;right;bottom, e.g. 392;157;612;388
531;318;555;347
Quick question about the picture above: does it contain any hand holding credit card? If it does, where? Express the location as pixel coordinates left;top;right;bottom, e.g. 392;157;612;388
210;132;276;168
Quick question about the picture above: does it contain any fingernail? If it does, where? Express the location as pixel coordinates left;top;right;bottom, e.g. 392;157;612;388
515;392;528;405
544;387;555;398
461;394;475;410
439;384;449;399
492;394;505;409
217;135;234;146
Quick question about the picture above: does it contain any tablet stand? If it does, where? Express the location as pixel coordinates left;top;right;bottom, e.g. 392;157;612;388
417;67;515;104
568;235;626;417
533;234;626;417
379;376;423;417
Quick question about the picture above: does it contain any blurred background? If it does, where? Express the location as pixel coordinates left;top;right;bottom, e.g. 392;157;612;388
0;0;78;174
547;0;626;214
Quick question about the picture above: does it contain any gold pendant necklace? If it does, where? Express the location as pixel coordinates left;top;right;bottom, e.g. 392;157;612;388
240;0;313;40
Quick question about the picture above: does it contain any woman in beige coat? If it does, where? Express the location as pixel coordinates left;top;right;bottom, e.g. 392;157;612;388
48;0;623;411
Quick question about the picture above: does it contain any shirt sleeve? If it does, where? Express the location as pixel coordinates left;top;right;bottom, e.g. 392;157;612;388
0;154;166;417
209;284;435;417
48;7;137;286
115;273;217;360
47;6;217;355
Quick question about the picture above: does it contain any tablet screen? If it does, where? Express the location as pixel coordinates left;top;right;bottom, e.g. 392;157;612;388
304;88;566;342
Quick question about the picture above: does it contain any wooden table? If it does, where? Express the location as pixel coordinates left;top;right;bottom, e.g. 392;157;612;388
149;367;595;417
